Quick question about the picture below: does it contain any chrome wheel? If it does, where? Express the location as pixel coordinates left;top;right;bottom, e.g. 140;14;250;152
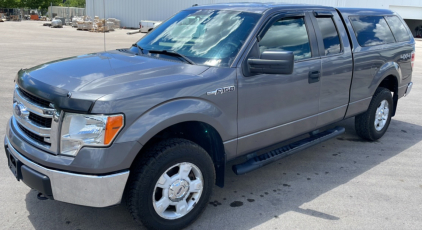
374;99;389;131
152;162;204;220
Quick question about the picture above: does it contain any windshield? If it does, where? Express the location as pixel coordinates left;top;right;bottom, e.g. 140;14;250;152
133;10;261;67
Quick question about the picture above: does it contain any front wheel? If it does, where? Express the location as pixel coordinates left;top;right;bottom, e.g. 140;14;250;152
355;87;393;141
125;138;215;230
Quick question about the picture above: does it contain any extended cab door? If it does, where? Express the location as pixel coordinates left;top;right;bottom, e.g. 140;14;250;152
309;10;353;127
237;11;322;156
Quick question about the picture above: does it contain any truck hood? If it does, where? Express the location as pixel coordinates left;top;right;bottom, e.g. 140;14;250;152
17;50;209;112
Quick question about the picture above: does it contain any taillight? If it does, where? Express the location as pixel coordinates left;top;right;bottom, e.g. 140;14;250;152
411;51;415;69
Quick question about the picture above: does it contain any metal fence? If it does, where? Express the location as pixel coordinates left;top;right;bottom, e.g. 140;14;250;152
47;6;85;20
0;8;22;21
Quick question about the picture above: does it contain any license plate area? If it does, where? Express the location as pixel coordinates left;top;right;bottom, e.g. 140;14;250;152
6;147;21;180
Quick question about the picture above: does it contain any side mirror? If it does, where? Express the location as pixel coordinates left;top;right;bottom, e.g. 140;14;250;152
248;50;294;75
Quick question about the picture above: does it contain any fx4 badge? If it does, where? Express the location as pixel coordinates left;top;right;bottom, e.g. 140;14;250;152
207;86;235;95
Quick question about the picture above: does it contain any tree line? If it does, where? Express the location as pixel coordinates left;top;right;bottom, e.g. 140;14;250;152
0;0;85;9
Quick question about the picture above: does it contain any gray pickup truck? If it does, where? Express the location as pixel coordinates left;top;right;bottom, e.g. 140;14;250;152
4;3;414;230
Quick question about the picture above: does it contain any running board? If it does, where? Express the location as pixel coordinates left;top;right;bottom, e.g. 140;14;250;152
232;126;345;175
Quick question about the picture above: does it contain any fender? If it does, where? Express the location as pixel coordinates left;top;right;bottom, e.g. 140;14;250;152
370;62;401;116
369;61;401;96
116;97;234;147
116;98;233;187
346;61;401;118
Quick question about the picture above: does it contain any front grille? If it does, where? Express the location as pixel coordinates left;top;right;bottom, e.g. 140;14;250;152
17;123;51;147
29;113;52;128
19;88;51;108
14;85;57;153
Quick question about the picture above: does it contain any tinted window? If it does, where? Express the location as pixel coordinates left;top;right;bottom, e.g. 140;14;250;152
259;17;311;60
385;16;410;42
316;17;341;55
349;16;395;47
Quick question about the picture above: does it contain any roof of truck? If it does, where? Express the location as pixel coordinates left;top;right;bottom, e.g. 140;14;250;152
186;2;334;14
337;7;395;15
186;3;396;15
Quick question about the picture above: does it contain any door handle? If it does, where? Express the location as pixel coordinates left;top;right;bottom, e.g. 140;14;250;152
308;70;320;83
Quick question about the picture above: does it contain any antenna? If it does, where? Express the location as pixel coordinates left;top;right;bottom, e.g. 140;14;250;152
103;0;106;51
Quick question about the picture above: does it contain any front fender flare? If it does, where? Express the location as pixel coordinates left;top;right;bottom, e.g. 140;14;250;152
117;98;232;146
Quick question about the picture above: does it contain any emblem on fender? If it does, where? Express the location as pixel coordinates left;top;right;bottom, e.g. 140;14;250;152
401;53;411;60
207;86;235;96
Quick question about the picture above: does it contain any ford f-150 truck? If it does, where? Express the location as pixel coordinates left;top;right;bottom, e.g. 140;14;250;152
4;3;415;230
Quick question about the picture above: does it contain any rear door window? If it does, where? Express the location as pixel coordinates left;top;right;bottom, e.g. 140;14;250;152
315;17;341;55
385;16;411;42
259;17;312;61
349;16;395;47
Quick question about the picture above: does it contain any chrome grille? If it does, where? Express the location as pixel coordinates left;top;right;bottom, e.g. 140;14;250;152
17;123;51;146
12;85;60;154
18;88;51;108
28;113;52;128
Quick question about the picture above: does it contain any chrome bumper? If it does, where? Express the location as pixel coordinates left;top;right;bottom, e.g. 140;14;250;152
4;135;130;208
404;82;413;97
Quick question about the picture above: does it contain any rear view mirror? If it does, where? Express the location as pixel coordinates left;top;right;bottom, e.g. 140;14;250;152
248;50;294;75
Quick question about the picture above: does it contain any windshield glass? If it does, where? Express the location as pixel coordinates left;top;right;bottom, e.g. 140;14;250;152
134;10;261;67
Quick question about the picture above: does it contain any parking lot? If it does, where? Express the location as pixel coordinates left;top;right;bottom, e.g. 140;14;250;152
1;21;422;230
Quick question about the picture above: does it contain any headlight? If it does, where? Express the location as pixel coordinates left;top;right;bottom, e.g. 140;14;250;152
60;113;124;156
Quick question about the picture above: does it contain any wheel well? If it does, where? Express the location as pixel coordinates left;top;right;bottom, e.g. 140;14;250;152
378;75;398;116
135;121;226;187
379;75;398;94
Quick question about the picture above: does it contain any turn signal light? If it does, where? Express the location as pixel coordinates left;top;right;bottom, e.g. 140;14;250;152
105;115;124;145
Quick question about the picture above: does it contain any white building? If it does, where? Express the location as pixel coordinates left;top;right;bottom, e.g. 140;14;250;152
86;0;422;36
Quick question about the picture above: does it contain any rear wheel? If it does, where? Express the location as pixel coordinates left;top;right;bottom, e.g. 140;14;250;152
355;87;393;141
126;138;215;230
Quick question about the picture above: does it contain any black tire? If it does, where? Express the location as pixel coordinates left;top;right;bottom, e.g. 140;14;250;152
355;87;393;141
125;138;215;230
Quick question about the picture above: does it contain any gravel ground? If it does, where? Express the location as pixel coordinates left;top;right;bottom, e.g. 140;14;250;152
0;21;421;230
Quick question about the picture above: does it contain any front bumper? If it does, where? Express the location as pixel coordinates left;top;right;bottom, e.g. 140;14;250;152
4;135;129;207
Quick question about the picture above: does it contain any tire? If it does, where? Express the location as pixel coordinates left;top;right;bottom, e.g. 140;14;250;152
125;138;215;230
355;87;393;141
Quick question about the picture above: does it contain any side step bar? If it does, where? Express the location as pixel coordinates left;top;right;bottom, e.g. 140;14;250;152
232;126;345;175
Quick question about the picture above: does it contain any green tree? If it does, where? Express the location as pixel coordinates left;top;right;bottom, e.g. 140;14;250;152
0;0;63;9
18;0;45;8
0;0;83;9
61;0;85;7
40;0;62;9
0;0;20;8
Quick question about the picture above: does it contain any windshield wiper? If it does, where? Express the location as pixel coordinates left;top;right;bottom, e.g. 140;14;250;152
148;49;195;65
131;43;144;54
